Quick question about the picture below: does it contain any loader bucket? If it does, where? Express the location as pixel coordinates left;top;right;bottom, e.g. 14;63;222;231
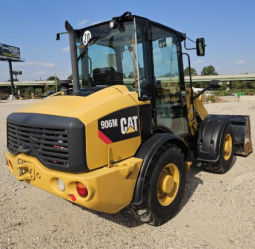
229;115;253;156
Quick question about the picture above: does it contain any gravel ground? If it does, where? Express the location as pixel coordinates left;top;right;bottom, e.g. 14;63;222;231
1;99;255;249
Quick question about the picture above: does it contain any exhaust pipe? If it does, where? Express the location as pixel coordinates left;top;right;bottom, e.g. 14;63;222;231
65;21;81;96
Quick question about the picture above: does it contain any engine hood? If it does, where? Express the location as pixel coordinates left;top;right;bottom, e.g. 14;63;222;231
16;85;138;125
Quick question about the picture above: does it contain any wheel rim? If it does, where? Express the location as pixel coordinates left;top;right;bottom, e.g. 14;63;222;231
157;163;180;206
223;133;232;160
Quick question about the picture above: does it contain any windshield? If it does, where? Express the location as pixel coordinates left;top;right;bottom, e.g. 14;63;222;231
76;18;147;96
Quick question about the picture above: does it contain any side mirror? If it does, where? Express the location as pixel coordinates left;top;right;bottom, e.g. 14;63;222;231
196;38;205;56
158;38;167;48
209;80;222;88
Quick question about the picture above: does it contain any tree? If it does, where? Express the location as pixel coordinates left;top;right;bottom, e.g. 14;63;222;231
24;86;35;97
201;65;218;75
67;74;73;80
47;76;59;81
184;66;197;76
128;72;134;78
44;85;56;92
7;79;19;82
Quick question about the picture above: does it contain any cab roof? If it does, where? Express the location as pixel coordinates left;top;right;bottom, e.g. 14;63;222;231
77;12;186;41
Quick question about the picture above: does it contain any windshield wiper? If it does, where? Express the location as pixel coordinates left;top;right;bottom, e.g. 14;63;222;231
77;34;100;61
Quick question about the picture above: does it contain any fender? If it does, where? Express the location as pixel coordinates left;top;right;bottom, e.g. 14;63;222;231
196;115;230;162
132;133;189;205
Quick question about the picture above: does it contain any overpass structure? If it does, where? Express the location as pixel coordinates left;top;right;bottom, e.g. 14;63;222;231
184;74;255;89
0;80;55;95
0;74;255;95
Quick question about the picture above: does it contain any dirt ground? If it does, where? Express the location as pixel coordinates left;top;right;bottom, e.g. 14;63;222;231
1;99;255;249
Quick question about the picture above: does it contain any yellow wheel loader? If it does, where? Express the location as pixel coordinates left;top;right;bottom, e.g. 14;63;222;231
5;12;252;226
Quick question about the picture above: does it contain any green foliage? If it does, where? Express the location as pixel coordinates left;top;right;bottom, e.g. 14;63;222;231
128;72;134;78
0;91;9;100
213;89;255;96
35;88;42;96
161;72;177;77
193;82;208;88
47;76;59;81
44;85;56;92
7;79;19;82
23;86;35;97
208;95;217;103
186;80;255;92
184;66;197;76
201;65;218;75
0;87;11;94
67;74;73;80
231;81;255;89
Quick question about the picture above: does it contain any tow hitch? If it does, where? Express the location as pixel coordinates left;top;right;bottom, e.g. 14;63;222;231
16;160;35;181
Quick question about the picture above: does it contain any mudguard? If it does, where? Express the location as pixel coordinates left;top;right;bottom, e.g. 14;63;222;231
196;115;230;162
196;114;252;162
131;133;189;205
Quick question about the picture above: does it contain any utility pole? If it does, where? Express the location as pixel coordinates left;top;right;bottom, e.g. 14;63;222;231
8;60;15;96
55;73;57;91
242;52;245;74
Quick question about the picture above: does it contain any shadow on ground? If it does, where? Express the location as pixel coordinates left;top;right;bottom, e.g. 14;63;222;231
79;206;143;228
180;160;204;209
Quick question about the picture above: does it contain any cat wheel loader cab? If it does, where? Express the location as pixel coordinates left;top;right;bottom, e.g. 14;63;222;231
5;12;252;226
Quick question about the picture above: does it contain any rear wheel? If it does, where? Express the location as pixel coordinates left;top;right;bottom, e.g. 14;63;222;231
204;123;235;173
128;144;186;226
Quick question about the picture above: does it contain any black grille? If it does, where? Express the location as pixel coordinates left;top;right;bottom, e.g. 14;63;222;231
7;112;87;173
7;122;69;167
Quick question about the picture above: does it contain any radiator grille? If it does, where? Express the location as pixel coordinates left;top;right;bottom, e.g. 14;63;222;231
7;122;69;167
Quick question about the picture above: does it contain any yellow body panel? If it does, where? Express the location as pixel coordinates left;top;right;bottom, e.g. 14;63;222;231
186;88;197;135
15;85;143;170
186;88;209;135
193;96;209;121
5;151;143;213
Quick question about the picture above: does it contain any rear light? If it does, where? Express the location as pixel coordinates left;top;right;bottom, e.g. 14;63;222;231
9;160;13;170
76;182;88;198
70;194;76;202
6;159;9;166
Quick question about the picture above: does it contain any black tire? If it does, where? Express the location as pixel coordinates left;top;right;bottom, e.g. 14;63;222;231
128;144;186;226
204;123;235;174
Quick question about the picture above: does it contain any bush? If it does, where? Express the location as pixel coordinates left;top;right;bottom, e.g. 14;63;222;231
0;93;10;100
213;89;255;96
207;95;217;103
23;87;35;97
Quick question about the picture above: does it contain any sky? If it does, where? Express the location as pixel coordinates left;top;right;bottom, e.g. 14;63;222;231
0;0;255;81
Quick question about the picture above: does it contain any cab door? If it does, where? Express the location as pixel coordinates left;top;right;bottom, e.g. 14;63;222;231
151;24;188;136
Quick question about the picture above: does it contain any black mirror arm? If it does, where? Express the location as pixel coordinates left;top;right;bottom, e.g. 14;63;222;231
193;80;221;101
192;84;212;101
56;32;68;40
183;35;196;50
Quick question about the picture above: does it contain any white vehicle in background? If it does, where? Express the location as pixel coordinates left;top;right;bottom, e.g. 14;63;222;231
193;88;214;96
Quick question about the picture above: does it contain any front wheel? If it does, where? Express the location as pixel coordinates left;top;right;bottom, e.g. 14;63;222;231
128;144;186;226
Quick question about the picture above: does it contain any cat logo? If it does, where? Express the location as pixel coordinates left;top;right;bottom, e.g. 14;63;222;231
120;116;138;134
98;106;140;144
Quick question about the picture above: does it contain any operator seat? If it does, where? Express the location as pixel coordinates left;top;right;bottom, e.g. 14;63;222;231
93;67;123;85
